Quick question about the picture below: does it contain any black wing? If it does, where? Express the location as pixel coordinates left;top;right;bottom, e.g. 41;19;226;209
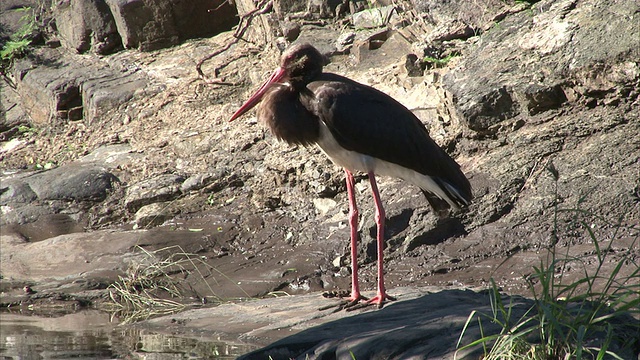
306;73;472;207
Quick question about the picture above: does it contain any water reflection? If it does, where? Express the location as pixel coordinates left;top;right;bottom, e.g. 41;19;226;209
0;310;256;359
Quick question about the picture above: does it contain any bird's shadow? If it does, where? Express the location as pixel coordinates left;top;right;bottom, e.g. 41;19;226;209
365;208;467;252
404;216;468;252
237;289;535;360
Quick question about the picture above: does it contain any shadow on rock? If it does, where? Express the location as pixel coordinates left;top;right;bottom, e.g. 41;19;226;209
404;216;468;252
238;289;530;360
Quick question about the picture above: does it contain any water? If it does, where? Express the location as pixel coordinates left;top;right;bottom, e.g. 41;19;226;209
0;310;257;359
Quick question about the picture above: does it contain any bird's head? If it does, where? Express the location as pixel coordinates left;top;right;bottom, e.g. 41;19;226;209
281;43;324;87
230;43;324;121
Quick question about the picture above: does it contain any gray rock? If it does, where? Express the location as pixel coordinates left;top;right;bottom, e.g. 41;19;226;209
133;202;171;228
13;49;154;125
104;0;179;51
124;173;185;212
350;30;414;69
0;203;52;227
170;0;237;41
410;0;510;32
524;83;567;115
105;0;237;51
351;5;397;29
443;0;640;133
306;0;342;18
29;164;118;201
1;163;118;204
1;163;119;226
335;31;355;52
0;0;39;40
54;0;122;55
280;21;301;42
180;173;220;193
0;77;30;134
0;179;37;204
78;143;143;168
0;230;146;284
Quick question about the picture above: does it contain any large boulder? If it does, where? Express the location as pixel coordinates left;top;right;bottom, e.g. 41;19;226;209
54;0;122;55
12;48;155;125
443;0;640;133
104;0;238;51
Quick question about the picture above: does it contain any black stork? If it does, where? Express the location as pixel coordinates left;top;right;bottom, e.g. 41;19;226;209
230;43;472;308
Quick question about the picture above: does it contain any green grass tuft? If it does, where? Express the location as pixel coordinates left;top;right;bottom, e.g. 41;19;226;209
104;245;233;324
457;167;640;359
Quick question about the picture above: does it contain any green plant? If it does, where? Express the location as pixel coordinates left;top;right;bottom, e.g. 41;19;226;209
17;124;37;135
1;6;38;63
105;245;234;324
457;167;640;359
423;54;458;68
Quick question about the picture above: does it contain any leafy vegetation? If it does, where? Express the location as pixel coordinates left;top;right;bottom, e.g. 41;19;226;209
457;168;640;359
423;53;459;68
1;6;38;72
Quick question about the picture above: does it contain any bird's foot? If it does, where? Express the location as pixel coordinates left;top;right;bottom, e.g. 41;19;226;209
339;292;396;311
365;292;396;309
319;291;369;312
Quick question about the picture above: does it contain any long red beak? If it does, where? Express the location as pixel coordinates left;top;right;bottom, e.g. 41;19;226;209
229;67;287;121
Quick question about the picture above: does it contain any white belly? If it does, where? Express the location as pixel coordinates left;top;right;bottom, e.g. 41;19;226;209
315;122;458;208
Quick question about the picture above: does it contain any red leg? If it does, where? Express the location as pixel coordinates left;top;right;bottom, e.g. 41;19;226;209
367;172;395;307
344;170;365;303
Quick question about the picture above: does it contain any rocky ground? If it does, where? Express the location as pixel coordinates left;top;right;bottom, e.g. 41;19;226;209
1;0;639;358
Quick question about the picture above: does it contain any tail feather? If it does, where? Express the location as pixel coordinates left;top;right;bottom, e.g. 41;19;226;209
422;177;472;217
422;190;451;218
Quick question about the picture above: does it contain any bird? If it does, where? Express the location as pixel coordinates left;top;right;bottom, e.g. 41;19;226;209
230;43;472;308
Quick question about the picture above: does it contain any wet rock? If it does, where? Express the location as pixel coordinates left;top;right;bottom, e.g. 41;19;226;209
0;230;145;284
140;288;533;360
229;288;637;360
124;173;185;212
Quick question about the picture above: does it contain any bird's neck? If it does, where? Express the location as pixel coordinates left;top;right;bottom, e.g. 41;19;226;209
259;85;320;146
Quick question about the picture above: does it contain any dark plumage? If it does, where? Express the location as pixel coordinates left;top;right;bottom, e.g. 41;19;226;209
231;43;472;308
